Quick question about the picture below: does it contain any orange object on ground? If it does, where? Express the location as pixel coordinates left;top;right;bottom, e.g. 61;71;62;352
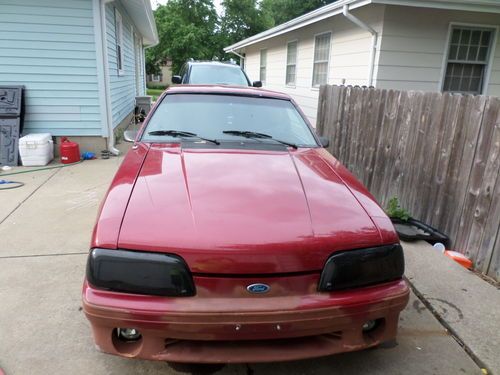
444;250;473;269
59;137;80;164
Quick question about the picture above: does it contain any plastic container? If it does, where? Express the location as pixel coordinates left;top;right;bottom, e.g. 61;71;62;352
136;95;152;115
391;218;450;247
18;133;53;166
444;250;473;269
60;137;80;164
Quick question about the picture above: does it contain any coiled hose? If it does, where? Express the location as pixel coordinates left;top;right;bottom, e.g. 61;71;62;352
0;160;83;190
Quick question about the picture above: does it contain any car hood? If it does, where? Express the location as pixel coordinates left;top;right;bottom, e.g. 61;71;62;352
118;145;383;274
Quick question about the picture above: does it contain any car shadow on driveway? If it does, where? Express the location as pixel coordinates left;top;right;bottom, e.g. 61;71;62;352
0;253;480;375
0;158;481;375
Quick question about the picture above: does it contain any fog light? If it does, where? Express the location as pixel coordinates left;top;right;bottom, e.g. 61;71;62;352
117;328;142;341
362;320;377;332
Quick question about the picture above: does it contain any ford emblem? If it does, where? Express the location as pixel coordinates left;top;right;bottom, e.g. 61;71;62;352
247;283;270;294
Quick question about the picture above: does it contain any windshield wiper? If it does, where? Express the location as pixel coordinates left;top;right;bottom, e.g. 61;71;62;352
148;130;220;145
222;130;298;149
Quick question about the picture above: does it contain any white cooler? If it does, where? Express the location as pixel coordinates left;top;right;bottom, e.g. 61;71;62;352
19;133;54;166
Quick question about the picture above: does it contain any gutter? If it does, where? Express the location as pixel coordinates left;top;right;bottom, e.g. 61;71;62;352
226;49;245;67
224;0;371;52
100;0;120;155
342;4;378;86
141;0;159;46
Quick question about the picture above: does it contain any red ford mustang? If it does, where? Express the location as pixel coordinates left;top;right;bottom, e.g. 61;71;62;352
82;85;409;364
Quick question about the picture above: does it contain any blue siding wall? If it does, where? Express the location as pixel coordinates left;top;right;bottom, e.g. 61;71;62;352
0;0;102;136
105;2;141;128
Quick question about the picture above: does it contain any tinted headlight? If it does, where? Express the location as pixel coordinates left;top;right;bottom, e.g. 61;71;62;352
318;244;404;291
87;249;196;297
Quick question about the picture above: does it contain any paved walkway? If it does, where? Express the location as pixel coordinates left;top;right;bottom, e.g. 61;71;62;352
405;241;500;374
0;157;485;375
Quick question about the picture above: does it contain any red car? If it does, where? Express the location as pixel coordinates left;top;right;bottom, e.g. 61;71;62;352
82;85;409;364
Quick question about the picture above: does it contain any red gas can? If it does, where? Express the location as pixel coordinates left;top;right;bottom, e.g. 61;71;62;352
60;137;80;164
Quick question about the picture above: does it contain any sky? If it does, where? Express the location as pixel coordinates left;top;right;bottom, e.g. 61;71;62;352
152;0;223;14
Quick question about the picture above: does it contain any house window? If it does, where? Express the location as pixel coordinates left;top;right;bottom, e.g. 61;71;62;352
260;49;267;83
286;41;297;86
312;32;331;87
115;9;124;76
151;74;161;82
443;26;495;94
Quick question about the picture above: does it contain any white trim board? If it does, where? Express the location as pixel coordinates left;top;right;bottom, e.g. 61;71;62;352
285;39;299;88
92;0;109;137
311;31;332;88
438;22;499;95
224;0;500;52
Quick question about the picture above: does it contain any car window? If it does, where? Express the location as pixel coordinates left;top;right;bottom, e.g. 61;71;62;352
142;94;318;147
188;65;250;86
179;63;188;83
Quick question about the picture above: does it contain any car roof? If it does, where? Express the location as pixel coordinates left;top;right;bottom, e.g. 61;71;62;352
188;61;241;68
164;85;292;100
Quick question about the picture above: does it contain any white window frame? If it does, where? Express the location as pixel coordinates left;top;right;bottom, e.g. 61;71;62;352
115;8;125;76
260;48;267;84
311;31;332;89
151;74;161;82
439;22;498;95
286;40;298;87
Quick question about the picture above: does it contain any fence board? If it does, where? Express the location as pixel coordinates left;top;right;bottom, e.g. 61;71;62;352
372;90;400;203
405;91;429;216
317;85;500;281
362;88;385;189
456;97;499;260
466;98;500;269
428;94;462;227
443;95;486;245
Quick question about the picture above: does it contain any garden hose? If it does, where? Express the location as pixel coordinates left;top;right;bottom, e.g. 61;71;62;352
0;160;83;177
0;180;25;190
0;160;84;190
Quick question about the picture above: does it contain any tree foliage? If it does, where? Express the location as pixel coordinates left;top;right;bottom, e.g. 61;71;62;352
146;0;337;75
219;0;273;48
146;0;218;74
261;0;336;26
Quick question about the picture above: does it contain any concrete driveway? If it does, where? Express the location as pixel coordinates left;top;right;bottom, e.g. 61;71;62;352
0;157;481;375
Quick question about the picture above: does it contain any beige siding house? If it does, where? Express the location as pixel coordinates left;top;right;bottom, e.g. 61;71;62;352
224;0;500;126
147;60;173;86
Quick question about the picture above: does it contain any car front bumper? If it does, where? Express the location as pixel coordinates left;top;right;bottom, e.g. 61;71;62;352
82;278;409;363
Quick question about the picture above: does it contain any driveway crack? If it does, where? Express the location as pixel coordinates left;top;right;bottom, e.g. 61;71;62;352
0;168;60;226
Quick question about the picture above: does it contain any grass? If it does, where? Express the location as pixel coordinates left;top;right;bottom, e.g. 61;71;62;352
146;88;165;102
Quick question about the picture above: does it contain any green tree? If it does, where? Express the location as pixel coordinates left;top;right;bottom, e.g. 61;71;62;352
146;0;338;75
219;0;273;49
146;0;219;75
261;0;337;26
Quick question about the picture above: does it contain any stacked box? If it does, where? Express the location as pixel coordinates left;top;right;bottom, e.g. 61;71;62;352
136;95;152;115
0;86;24;166
0;118;20;166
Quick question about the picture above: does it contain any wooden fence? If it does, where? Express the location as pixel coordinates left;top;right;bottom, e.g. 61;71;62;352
316;85;500;281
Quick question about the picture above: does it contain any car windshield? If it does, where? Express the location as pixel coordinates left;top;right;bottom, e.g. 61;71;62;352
142;94;318;148
189;65;250;86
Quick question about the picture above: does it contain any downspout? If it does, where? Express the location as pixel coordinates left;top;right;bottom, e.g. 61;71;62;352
227;49;245;68
342;5;378;87
100;0;120;155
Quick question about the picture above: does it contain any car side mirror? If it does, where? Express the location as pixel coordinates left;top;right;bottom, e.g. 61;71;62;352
319;136;330;148
172;75;182;84
252;81;262;88
124;130;138;143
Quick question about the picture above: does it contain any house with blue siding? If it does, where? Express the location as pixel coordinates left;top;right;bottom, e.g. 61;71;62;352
0;0;158;154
